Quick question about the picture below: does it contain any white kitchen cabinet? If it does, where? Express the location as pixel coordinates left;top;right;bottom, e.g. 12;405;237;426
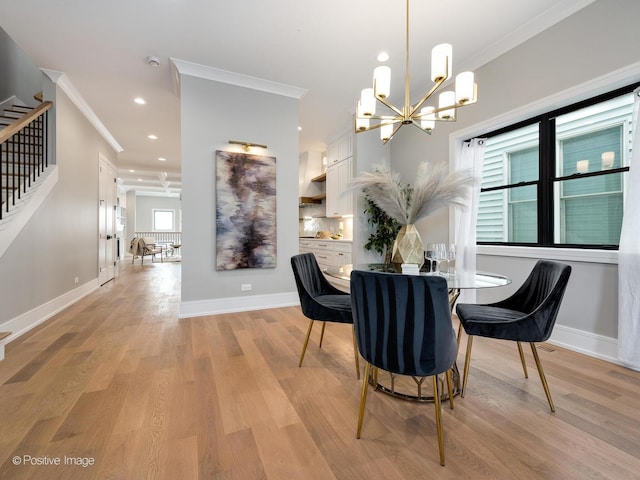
326;132;353;166
298;239;352;271
338;132;353;162
327;142;340;167
325;163;338;217
337;157;352;215
325;157;352;218
332;241;352;266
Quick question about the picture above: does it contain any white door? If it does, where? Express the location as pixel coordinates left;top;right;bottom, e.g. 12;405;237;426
99;155;117;285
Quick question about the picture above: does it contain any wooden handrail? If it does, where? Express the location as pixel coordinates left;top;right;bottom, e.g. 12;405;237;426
0;101;53;144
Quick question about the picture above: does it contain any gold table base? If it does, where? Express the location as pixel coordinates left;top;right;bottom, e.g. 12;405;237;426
368;363;460;403
367;288;463;403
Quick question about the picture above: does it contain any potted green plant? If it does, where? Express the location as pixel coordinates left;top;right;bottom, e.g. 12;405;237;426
363;195;401;265
353;161;473;267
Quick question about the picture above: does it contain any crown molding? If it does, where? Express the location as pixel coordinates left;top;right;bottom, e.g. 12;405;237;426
41;69;123;153
450;61;640;145
460;0;598;74
170;57;307;99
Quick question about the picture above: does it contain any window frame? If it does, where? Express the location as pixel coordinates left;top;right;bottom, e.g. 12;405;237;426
152;209;175;232
475;82;637;250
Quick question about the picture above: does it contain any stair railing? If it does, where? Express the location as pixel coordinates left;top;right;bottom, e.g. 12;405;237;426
133;231;183;247
0;101;53;220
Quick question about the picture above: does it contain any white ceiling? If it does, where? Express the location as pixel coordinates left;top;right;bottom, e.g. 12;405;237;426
0;0;596;194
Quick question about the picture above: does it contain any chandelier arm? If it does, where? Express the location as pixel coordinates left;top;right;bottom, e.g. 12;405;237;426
391;122;403;140
375;96;404;117
354;118;403;134
410;122;434;134
423;101;470;118
382;123;404;144
366;114;403;121
413;115;456;123
408;74;447;117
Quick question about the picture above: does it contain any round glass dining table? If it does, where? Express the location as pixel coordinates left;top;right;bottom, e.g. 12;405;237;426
324;263;512;402
324;263;511;290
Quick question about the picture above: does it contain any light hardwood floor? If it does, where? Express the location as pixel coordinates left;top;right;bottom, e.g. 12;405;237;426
1;259;640;479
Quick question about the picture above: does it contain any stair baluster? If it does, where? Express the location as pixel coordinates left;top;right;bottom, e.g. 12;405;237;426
0;101;53;220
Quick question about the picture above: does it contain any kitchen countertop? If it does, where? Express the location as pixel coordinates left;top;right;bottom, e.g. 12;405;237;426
299;237;352;242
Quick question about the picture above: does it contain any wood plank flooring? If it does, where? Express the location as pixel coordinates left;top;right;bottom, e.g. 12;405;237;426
1;259;639;479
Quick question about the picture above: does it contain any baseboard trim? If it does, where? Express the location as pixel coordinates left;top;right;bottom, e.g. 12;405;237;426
3;282;623;368
549;324;620;366
1;278;100;344
0;332;10;361
179;292;300;318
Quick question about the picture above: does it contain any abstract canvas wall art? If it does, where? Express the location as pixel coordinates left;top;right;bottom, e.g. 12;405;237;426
215;150;277;270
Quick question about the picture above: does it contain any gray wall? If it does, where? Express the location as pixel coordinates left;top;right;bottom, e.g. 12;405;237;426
179;74;299;303
374;0;640;345
0;27;41;107
134;195;182;232
0;83;118;325
352;131;391;265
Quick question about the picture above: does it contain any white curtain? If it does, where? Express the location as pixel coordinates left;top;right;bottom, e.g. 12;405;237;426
453;138;486;304
618;86;640;371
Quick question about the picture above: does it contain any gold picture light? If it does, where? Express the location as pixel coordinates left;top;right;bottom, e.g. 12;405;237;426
228;140;268;152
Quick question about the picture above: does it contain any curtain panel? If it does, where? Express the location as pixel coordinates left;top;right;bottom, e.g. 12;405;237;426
618;87;640;371
453;138;485;304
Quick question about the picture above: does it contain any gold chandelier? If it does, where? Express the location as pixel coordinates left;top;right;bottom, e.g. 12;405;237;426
354;0;478;143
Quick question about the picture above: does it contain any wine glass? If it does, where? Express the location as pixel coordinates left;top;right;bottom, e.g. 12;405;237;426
447;244;456;275
434;243;447;275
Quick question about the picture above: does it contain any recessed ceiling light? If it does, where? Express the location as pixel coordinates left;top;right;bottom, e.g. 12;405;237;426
158;157;167;162
134;97;146;105
129;169;135;173
137;178;143;182
377;52;390;62
148;134;158;140
298;126;302;131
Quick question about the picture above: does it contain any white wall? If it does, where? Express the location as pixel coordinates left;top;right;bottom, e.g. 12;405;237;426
365;0;640;362
0;80;118;331
178;72;301;316
0;27;41;108
134;195;182;232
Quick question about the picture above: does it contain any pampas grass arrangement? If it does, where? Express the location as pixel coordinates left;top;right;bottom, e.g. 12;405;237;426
351;161;474;225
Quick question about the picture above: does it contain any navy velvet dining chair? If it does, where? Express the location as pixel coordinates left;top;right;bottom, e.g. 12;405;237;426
291;253;360;378
350;270;457;466
456;260;571;412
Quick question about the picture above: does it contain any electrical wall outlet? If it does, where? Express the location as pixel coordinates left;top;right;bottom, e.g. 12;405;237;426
74;276;79;284
241;284;252;291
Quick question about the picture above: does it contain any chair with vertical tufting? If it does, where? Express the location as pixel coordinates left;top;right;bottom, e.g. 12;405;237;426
350;270;457;466
291;253;360;378
456;260;571;412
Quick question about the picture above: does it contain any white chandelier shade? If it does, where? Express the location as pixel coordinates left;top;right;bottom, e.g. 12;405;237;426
431;43;452;82
354;0;478;144
373;66;391;99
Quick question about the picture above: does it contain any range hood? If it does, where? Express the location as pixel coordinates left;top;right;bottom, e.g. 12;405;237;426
299;151;325;207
